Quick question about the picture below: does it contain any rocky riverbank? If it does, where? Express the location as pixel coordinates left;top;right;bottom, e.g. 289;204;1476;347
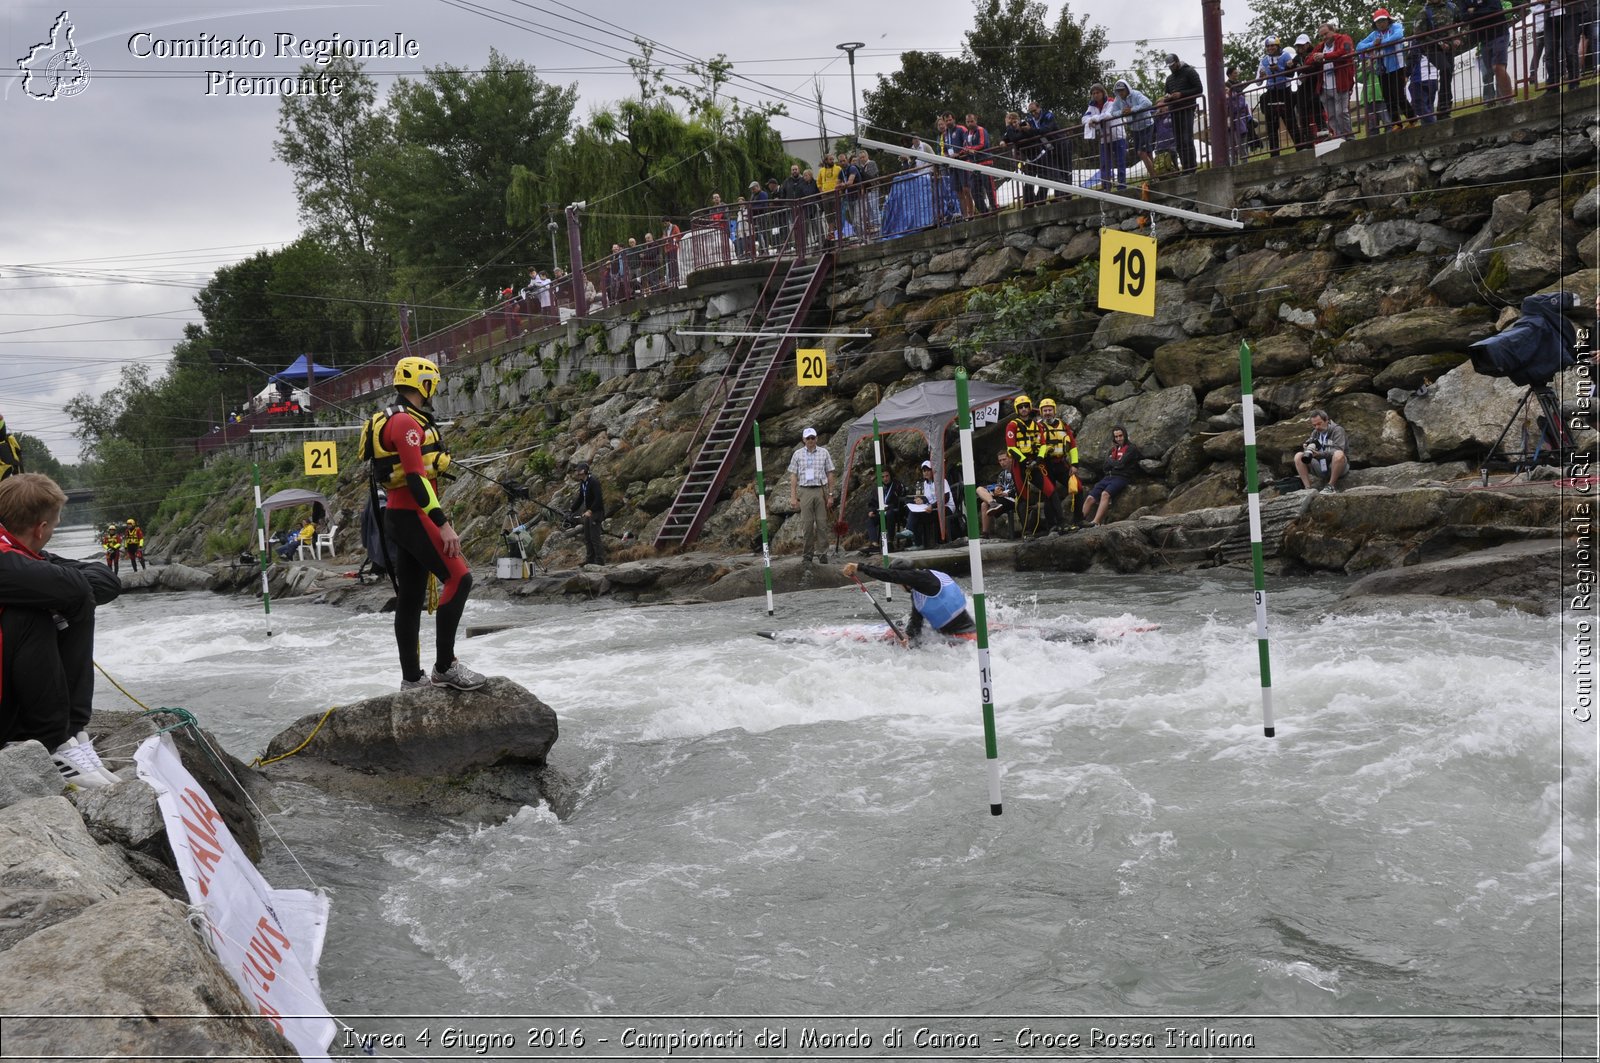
0;713;293;1059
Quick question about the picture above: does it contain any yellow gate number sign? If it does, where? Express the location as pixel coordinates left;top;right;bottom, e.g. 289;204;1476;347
303;441;338;476
796;348;828;388
1097;229;1157;317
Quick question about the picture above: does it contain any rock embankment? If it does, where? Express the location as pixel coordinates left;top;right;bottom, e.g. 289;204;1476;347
0;714;293;1059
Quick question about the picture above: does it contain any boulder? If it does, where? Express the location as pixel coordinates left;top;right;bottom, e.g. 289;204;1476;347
634;333;672;371
1251;365;1375;418
1078;385;1198;467
1315;257;1440;332
1165;241;1220;282
263;676;557;777
1247;333;1315;377
0;889;298;1060
906;272;961;296
927;247;977;273
1403;361;1527;460
1325;391;1418;467
1211;249;1339;330
1089;283;1189;354
1429;191;1531;302
1156;469;1244;515
69;781;167;852
1152;335;1245;391
1439;138;1573;185
1341;460;1476;489
1338;306;1495;364
0;793;143;952
1342;539;1564;612
961;246;1025;288
1576;182;1600;227
1044;346;1148;404
1372;351;1472;391
874;263;913;295
0;742;60;810
1491;199;1579;295
1333;219;1456;261
1356;158;1433;198
607;431;695;485
1581;228;1598;270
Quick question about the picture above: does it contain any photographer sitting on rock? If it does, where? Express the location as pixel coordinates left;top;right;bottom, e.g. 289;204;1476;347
1293;409;1348;493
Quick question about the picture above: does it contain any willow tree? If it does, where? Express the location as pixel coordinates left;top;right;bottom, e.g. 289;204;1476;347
506;98;795;263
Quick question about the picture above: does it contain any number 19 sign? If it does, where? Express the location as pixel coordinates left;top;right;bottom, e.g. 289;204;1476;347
1097;229;1157;317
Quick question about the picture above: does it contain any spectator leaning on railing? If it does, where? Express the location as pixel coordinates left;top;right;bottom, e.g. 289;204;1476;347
1158;53;1203;174
1254;37;1298;156
1356;9;1410;133
1113;80;1158;175
1459;0;1514;103
1307;21;1356;139
1416;0;1461;118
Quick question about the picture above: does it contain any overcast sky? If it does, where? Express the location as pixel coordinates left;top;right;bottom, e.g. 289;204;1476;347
2;0;1251;463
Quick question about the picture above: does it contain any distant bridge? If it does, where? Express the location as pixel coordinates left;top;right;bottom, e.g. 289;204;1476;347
64;487;95;504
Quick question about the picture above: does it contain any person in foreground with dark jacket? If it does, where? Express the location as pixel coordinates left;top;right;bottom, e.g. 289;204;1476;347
0;473;122;787
1082;425;1142;527
842;560;975;643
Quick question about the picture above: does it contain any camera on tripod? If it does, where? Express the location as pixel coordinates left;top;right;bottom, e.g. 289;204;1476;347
1470;291;1592;481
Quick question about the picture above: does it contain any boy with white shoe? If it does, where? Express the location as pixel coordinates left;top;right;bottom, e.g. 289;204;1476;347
0;473;122;787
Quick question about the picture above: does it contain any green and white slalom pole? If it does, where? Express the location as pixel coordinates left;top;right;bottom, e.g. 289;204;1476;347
1238;341;1274;738
753;421;775;616
871;416;892;601
252;462;274;637
956;369;1003;815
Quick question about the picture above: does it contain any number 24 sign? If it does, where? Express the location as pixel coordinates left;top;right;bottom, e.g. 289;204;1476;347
1097;229;1157;317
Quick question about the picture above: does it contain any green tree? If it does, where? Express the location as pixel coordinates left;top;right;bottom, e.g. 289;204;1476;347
367;50;576;313
273;57;396;357
863;0;1110;140
1246;0;1374;44
507;98;796;261
15;433;72;485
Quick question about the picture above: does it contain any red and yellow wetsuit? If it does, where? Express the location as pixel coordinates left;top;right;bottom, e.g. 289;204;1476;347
368;400;472;683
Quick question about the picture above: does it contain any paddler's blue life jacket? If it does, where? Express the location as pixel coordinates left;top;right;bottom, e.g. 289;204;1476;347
912;571;966;631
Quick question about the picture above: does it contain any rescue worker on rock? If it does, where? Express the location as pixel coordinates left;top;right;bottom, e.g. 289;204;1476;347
122;518;146;571
100;523;122;575
0;412;23;482
1035;398;1079;532
1002;395;1049;536
359;356;485;692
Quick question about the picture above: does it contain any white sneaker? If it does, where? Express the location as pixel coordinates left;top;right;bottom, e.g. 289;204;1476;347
52;737;114;789
74;731;123;784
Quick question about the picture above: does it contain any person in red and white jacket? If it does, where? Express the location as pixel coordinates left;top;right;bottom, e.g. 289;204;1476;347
0;473;122;787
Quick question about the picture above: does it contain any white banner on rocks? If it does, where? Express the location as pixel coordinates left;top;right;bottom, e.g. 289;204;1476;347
136;734;335;1063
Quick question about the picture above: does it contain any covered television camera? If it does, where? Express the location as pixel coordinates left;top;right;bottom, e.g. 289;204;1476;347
1468;291;1583;387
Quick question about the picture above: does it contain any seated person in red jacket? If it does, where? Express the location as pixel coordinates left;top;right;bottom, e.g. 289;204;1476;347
0;473;122;787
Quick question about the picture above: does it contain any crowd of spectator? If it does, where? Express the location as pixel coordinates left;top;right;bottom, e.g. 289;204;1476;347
476;2;1589;325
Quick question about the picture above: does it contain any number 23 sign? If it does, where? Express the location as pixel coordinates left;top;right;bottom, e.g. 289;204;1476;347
1097;229;1156;317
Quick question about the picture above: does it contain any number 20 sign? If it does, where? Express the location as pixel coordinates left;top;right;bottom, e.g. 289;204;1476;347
1097;229;1157;317
796;348;828;387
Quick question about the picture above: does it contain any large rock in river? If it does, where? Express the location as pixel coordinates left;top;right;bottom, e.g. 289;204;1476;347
265;676;556;776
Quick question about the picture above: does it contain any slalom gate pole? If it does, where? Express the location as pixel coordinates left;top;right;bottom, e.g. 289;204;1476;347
956;368;1002;815
1239;341;1275;738
753;421;775;616
252;462;273;638
872;417;892;601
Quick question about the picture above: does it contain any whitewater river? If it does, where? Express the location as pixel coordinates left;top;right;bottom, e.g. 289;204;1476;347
61;526;1596;1060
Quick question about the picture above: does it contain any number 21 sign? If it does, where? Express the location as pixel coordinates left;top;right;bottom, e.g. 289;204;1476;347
1097;229;1157;317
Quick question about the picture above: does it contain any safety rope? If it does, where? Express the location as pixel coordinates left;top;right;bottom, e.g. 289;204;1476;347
93;660;153;711
251;706;338;768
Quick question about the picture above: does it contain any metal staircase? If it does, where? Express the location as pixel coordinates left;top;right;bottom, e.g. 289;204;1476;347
653;251;834;549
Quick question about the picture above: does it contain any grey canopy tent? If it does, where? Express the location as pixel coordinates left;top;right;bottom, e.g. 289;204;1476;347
839;380;1025;541
258;488;331;545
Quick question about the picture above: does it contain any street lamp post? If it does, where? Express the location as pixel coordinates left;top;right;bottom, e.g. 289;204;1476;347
836;42;865;146
547;220;560;272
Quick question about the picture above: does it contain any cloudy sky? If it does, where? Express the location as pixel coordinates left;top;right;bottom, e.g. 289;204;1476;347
2;0;1251;463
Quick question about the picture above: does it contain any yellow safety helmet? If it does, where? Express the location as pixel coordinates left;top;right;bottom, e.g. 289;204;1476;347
1013;394;1032;409
126;518;136;525
393;356;441;400
1039;398;1057;411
